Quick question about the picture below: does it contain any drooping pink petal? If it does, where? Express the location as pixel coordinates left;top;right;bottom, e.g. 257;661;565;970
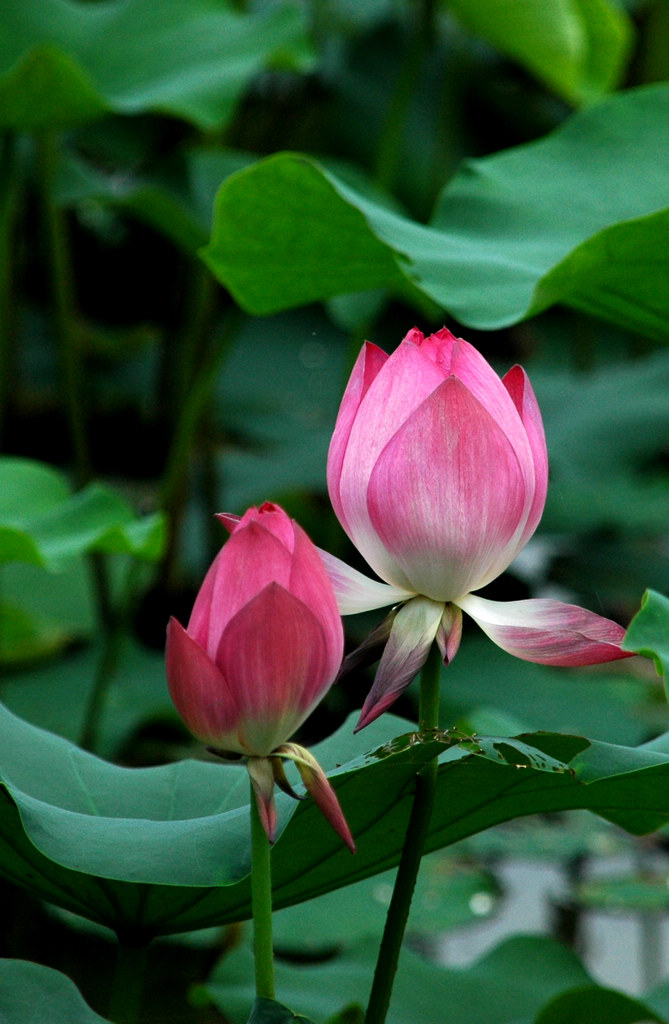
436;603;463;664
189;521;292;654
327;341;387;536
367;377;527;601
217;583;332;756
502;365;548;554
318;548;415;614
165;617;239;748
247;756;277;844
356;596;445;730
335;339;449;589
277;743;355;853
458;593;635;666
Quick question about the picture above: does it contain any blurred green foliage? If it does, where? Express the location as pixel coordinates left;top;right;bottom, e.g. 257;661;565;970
2;0;669;1022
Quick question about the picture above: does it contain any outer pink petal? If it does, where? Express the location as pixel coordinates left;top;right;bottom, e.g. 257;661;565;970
217;583;333;756
237;502;297;551
356;596;444;730
367;377;527;601
189;521;292;654
165;617;240;749
288;525;344;682
335;340;448;589
458;593;635;666
327;341;387;536
318;548;415;614
502;366;548;554
278;743;355;852
420;331;536;480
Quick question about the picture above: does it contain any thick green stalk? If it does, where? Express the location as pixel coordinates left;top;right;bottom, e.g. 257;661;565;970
364;643;441;1024
108;942;148;1024
250;778;276;1000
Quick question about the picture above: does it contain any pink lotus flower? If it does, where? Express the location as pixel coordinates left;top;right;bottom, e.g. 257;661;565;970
325;327;633;730
166;502;354;851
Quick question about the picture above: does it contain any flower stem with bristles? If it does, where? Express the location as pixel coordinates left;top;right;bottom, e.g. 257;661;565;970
250;776;275;1001
363;643;441;1024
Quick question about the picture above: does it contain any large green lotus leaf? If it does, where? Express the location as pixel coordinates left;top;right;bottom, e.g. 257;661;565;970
0;457;164;567
0;0;310;130
203;85;669;341
534;986;664;1024
272;851;499;953
446;0;631;105
246;998;316;1024
623;589;669;684
199;935;592;1024
5;704;669;938
0;960;110;1024
202;152;406;310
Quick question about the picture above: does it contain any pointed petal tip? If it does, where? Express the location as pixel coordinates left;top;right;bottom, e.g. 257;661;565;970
283;744;356;853
354;697;391;732
216;512;241;534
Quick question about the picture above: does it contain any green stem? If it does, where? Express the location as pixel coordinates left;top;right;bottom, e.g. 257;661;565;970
374;0;436;193
108;942;148;1024
36;129;89;485
158;302;241;592
250;778;275;1000
79;559;140;752
37;129;123;751
364;643;441;1024
0;132;22;448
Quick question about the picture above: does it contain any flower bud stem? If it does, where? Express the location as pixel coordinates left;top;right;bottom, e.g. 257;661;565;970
363;644;441;1024
250;778;276;1001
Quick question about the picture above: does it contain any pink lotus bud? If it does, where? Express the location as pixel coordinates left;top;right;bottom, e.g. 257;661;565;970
166;502;344;758
325;327;633;728
328;326;549;602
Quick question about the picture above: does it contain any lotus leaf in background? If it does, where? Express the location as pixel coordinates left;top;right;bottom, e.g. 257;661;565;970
0;960;111;1024
203;85;669;343
198;934;596;1024
0;457;164;569
0;0;311;131
445;0;632;105
623;589;669;697
0;457;164;665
